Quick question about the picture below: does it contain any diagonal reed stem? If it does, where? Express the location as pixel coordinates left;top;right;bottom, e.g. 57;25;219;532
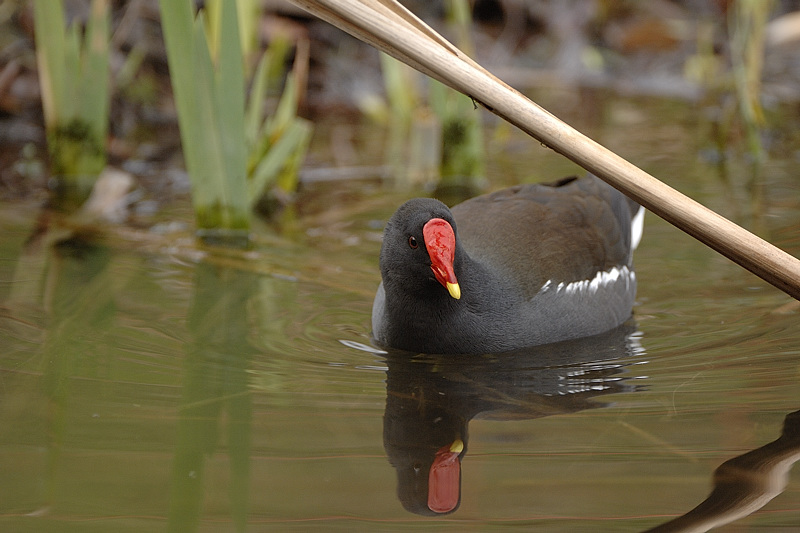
288;0;800;300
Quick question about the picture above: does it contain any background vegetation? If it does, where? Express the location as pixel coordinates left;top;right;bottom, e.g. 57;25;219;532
0;0;798;235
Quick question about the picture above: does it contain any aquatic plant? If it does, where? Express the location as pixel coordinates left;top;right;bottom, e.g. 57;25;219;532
375;0;484;194
159;0;312;244
685;0;775;188
204;0;261;62
433;0;484;194
246;47;313;212
33;0;110;211
729;0;773;175
377;53;439;187
374;0;485;194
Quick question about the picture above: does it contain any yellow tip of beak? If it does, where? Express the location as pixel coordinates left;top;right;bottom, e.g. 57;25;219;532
450;439;464;453
446;282;461;300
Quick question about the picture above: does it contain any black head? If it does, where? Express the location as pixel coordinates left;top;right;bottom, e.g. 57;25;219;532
379;198;458;295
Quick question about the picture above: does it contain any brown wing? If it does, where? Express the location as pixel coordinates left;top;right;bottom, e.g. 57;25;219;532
451;176;636;300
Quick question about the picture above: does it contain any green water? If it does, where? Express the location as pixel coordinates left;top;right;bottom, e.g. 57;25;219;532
1;92;799;531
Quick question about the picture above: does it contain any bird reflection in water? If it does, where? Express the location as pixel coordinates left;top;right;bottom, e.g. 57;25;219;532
381;322;646;515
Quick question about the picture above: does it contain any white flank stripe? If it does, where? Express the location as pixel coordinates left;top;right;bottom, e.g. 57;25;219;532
538;266;634;296
631;206;645;250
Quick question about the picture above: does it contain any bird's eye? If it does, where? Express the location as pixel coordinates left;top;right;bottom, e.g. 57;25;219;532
408;235;418;249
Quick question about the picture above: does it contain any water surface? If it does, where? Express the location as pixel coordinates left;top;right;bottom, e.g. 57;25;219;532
1;92;799;531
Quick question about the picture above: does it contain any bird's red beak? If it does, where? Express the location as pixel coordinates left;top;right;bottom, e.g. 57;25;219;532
423;218;461;299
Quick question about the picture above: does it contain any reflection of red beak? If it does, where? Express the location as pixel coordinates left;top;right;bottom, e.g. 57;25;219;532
423;218;461;299
428;439;463;513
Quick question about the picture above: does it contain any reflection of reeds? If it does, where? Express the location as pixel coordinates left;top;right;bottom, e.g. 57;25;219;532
33;0;110;210
159;1;311;244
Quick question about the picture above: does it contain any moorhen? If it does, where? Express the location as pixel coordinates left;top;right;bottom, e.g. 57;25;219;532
372;175;643;354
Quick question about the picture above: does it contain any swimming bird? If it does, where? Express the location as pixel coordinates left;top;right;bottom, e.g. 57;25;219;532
371;175;643;354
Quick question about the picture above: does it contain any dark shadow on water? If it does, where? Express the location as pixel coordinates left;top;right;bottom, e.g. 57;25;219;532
381;321;647;516
645;408;800;532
